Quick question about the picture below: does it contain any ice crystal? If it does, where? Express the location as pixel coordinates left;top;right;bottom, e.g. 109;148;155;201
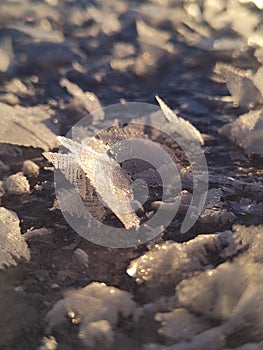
0;207;30;269
127;231;234;287
219;109;263;156
46;282;136;347
44;136;141;229
4;172;30;194
0;102;58;151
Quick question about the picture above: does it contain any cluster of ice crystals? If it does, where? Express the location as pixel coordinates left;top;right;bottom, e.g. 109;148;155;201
46;282;136;347
127;231;234;286
128;225;263;349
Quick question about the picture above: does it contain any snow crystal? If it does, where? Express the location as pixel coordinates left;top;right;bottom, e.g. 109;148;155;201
156;96;204;145
176;262;248;320
155;308;209;341
4;172;30;194
38;336;57;350
0;102;59;151
172;227;263;344
60;79;104;122
215;64;263;108
127;231;235;287
0;207;30;269
22;160;40;178
219;109;263;156
46;282;136;347
144;327;225;350
130;224;263;348
232;225;263;264
0;37;14;73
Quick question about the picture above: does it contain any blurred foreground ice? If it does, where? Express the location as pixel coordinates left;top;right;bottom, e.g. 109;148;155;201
44;226;263;349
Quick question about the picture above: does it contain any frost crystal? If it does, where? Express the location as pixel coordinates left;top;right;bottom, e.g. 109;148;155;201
219;109;263;156
46;282;136;347
0;102;58;151
156;96;204;145
0;207;30;269
176;262;248;320
60;79;104;122
4;172;30;194
44;136;141;229
127;231;234;286
22;160;40;178
215;64;263;108
149;225;263;347
155;308;209;341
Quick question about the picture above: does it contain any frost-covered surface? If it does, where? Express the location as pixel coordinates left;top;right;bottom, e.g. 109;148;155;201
0;207;30;268
46;282;136;347
0;0;262;349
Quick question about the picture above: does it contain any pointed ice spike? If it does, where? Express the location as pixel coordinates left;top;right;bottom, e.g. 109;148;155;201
156;95;204;145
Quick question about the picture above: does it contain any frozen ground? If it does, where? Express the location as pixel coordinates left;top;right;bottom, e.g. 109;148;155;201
0;0;262;349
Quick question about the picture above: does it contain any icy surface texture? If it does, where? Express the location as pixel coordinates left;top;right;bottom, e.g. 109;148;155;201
0;207;30;269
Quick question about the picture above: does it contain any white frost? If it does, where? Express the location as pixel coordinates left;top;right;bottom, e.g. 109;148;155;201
155;308;209;341
219;109;263;156
4;172;30;194
127;231;234;286
0;207;30;269
0;102;58;151
46;282;136;347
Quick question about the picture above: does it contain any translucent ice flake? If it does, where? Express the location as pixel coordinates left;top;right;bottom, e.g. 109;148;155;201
0;207;30;269
60;79;104;122
43;136;141;229
46;282;136;347
219;109;263;156
0;102;59;151
215;64;263;108
156;96;204;145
